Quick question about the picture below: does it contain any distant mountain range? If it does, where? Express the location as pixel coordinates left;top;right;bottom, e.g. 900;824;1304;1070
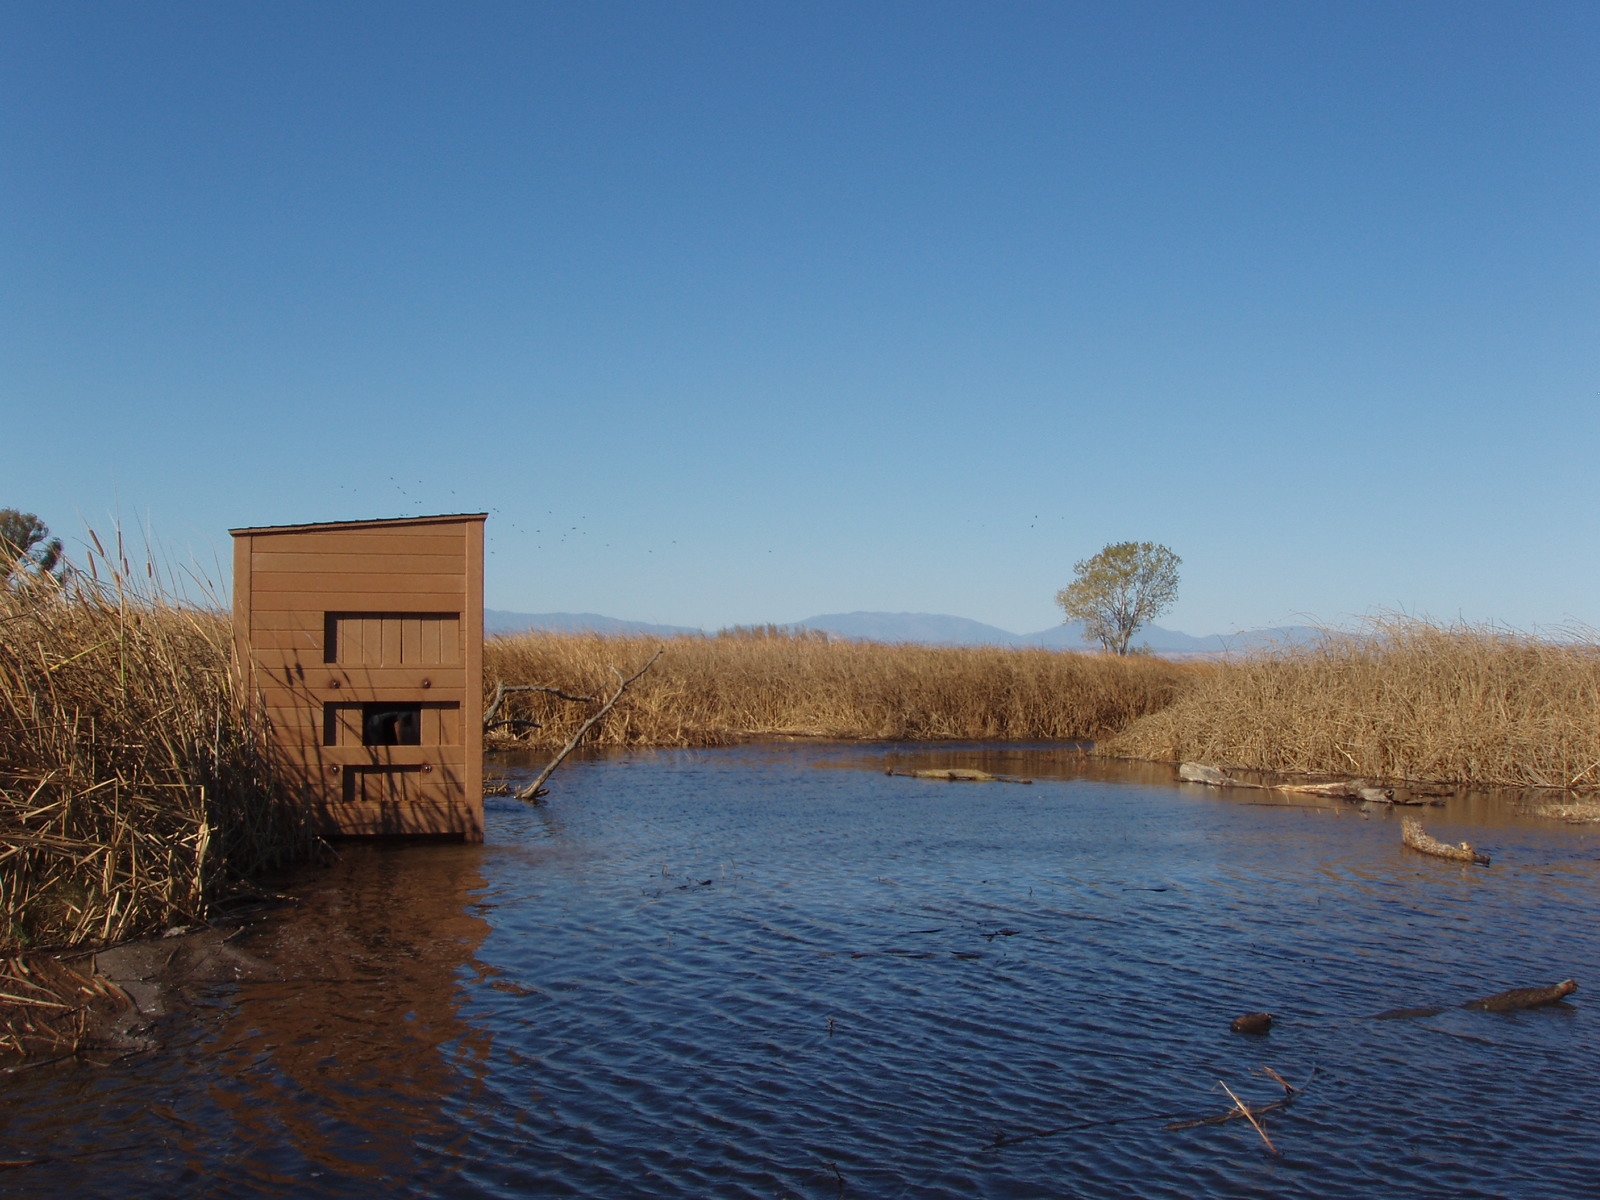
485;608;1318;656
484;610;702;638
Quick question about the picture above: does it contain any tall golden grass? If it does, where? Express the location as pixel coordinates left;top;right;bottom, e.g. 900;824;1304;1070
1103;619;1600;789
483;628;1199;747
1;552;308;953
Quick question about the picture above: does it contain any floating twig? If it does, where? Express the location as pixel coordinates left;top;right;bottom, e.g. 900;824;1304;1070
1163;1065;1311;1132
1219;1078;1276;1155
987;1066;1312;1151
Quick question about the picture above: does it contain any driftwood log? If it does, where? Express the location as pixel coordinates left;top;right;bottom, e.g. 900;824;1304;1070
516;650;662;801
885;768;1033;784
1464;979;1576;1011
1178;763;1394;803
1401;818;1490;866
1376;978;1577;1019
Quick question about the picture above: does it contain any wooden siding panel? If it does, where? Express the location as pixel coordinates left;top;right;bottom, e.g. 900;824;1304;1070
241;628;324;654
250;572;465;596
251;552;465;575
233;534;252;689
427;703;461;746
264;688;467;711
271;745;466;770
463;519;485;816
248;531;466;556
326;614;461;666
242;591;467;611
381;617;401;667
305;798;477;839
258;673;465;706
247;610;334;633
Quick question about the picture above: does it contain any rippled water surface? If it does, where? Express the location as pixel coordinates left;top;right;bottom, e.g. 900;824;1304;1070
5;745;1600;1198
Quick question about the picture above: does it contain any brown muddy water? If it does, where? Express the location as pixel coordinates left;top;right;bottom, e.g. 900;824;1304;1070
2;744;1598;1198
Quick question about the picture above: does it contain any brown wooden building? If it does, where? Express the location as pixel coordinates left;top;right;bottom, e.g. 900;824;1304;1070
231;514;486;840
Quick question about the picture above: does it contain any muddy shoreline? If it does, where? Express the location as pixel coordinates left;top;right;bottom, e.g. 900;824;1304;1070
1;905;285;1073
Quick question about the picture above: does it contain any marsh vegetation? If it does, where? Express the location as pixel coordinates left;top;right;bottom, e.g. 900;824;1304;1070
1105;618;1600;791
9;580;1600;961
482;627;1199;748
0;550;310;954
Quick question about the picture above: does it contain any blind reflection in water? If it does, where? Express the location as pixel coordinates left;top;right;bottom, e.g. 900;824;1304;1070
2;744;1597;1199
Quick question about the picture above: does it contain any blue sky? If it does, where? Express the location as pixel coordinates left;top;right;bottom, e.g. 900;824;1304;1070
4;2;1596;635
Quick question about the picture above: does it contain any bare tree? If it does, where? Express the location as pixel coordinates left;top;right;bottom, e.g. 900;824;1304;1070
1056;541;1180;655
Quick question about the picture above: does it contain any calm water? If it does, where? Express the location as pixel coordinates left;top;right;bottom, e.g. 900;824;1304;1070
4;745;1599;1198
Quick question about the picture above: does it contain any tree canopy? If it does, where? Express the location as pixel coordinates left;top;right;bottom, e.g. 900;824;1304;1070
1;509;64;581
1055;541;1180;656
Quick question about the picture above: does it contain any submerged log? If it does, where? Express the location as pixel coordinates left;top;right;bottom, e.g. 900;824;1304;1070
1464;979;1577;1012
886;768;1033;784
1179;762;1402;804
1373;1005;1447;1020
1401;818;1490;866
1376;979;1576;1019
1276;780;1363;798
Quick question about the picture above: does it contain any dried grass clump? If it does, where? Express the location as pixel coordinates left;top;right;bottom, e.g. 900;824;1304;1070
1;545;307;953
0;953;131;1057
1103;619;1600;789
483;629;1198;748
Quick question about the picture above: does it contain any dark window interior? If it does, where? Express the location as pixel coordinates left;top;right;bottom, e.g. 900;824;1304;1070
362;703;422;746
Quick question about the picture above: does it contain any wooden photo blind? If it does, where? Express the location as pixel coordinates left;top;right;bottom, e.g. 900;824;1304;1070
231;514;486;840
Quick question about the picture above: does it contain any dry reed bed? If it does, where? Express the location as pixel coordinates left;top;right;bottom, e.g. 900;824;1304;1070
1104;620;1600;789
1;563;305;955
483;630;1198;748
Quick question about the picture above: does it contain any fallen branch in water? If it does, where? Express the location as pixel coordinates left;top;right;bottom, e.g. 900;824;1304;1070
983;1065;1312;1151
885;768;1033;784
982;1110;1184;1151
1401;818;1490;866
1178;762;1396;803
1164;1065;1311;1136
1464;978;1576;1011
483;681;596;733
1219;1078;1276;1154
1377;978;1578;1019
517;650;663;801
